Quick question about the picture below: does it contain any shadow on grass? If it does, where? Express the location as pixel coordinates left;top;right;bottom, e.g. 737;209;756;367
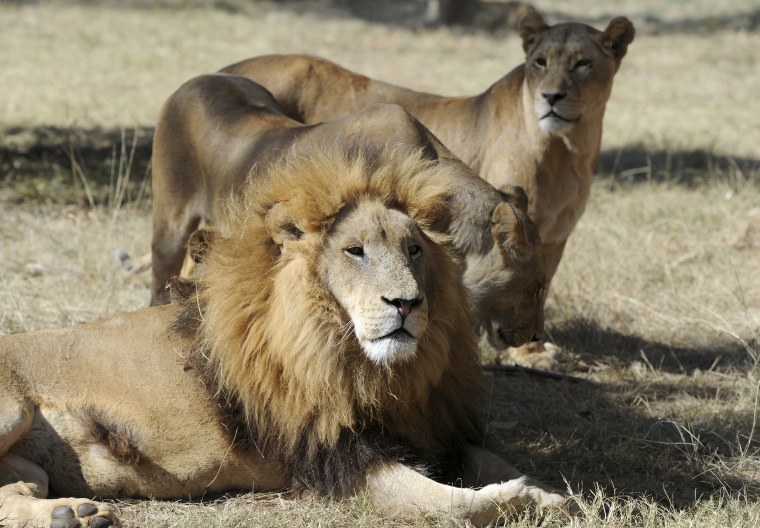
483;363;759;510
549;317;755;375
481;315;758;508
2;126;758;205
0;126;154;205
597;147;760;187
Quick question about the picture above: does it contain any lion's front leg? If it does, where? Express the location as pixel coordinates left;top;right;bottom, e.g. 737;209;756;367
0;454;120;528
361;460;572;527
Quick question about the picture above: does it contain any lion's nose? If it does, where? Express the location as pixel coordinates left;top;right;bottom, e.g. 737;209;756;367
542;92;566;105
382;297;422;319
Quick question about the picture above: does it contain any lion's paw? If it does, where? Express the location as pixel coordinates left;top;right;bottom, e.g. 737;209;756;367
49;500;120;528
508;341;564;371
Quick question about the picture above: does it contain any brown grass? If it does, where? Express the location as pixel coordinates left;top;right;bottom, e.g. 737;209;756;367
1;1;759;526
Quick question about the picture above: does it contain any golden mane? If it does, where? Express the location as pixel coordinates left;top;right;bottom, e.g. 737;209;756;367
177;145;484;494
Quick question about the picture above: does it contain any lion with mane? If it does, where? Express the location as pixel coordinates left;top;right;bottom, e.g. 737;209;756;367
149;73;547;353
221;9;635;367
0;146;569;528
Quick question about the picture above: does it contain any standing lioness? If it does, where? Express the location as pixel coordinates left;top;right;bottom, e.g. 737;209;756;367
222;10;635;367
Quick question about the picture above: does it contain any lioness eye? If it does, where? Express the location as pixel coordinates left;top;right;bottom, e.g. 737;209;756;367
534;57;547;68
345;246;364;257
408;245;422;258
574;59;591;70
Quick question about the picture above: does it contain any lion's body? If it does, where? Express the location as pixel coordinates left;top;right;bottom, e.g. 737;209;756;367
0;148;569;528
0;305;287;500
221;11;634;365
151;73;547;352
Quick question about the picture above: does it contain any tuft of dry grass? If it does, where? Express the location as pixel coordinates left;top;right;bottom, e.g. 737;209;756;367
1;1;759;527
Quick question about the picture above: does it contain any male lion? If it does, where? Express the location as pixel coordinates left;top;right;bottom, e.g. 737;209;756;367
0;147;571;528
150;73;547;353
221;10;635;367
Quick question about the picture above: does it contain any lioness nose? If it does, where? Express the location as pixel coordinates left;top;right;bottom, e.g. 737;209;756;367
382;297;422;319
542;92;566;105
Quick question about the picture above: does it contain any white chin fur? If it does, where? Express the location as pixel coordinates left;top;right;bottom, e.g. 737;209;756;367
362;335;418;365
538;116;575;135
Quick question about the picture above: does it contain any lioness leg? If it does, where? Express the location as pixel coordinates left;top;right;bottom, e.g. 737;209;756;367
0;454;119;528
151;214;205;306
510;239;568;369
363;461;570;527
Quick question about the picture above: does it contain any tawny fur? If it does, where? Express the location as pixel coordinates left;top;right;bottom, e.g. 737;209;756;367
150;73;546;352
0;147;573;528
221;10;634;366
188;148;482;491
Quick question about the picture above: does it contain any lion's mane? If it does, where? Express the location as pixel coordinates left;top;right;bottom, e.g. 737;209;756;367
174;146;484;495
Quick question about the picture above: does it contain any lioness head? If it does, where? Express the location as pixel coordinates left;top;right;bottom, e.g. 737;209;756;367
518;9;635;136
463;185;547;349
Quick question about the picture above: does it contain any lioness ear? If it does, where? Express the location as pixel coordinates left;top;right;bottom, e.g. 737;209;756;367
600;17;635;61
265;202;305;247
518;8;548;53
491;202;537;257
498;184;529;213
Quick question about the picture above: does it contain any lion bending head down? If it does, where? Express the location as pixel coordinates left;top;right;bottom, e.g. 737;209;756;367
175;145;483;494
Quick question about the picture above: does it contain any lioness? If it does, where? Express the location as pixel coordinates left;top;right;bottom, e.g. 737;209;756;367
151;73;547;352
0;147;572;528
221;9;635;367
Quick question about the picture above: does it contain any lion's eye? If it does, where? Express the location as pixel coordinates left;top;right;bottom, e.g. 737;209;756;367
534;57;547;68
345;246;364;257
408;245;422;259
574;59;591;70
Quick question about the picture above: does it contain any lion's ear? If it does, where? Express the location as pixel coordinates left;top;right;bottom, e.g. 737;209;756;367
419;199;452;235
491;201;537;257
497;184;529;213
518;8;548;53
600;17;635;61
265;202;305;247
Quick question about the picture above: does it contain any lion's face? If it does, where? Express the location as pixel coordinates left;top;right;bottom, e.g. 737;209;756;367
519;11;635;136
318;199;433;366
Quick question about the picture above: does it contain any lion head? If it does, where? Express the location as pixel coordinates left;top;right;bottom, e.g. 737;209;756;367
176;145;482;495
518;9;635;136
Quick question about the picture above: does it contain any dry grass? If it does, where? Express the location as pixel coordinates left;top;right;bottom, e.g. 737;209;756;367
1;1;759;527
1;1;759;158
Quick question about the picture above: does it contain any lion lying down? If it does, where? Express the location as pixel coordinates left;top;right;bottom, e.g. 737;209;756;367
150;73;547;352
0;147;573;527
